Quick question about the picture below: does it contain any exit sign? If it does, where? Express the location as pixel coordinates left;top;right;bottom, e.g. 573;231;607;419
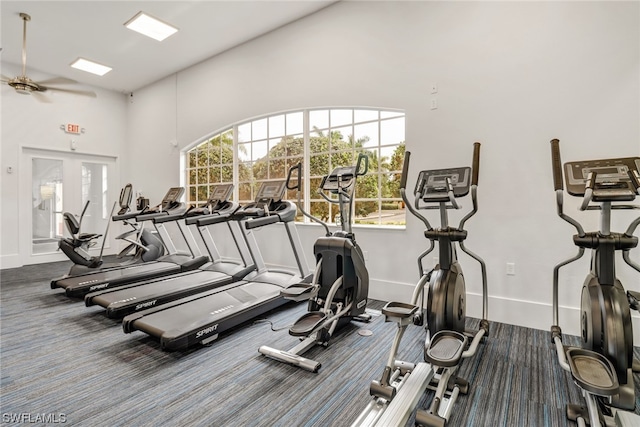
65;123;81;134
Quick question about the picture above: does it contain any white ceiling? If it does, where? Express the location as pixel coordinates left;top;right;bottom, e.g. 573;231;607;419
0;1;336;94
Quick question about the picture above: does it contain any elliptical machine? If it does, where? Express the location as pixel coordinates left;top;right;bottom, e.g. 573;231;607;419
549;139;640;427
258;154;371;373
58;184;164;276
353;142;488;427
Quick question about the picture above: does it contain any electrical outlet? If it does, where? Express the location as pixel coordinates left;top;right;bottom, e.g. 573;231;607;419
506;262;516;276
431;83;438;94
430;98;438;110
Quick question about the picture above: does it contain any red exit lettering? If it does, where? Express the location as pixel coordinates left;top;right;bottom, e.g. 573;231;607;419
66;124;80;134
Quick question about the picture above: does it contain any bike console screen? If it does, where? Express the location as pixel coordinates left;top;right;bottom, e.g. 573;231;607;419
564;157;640;200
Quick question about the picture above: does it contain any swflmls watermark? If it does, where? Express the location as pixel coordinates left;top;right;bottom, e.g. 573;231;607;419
2;413;66;424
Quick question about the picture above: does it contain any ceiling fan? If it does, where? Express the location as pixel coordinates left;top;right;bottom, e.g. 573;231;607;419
1;13;97;100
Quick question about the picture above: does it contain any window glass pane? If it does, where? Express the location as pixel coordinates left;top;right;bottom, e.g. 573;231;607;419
238;143;251;162
188;169;197;185
238;123;251;142
197;168;208;184
330;151;354;169
309;177;324;197
253;161;268;180
287;136;304;157
381;117;405;145
269;115;285;138
356;173;380;200
239;162;253;181
354;122;378;149
188;151;197;168
197;185;208;201
380;201;405;226
286;112;303;135
310;201;329;222
239;182;253;201
269;160;286;179
310;154;329;177
197;149;209;167
310;135;329;154
252;140;268;161
208;166;220;183
354;109;378;123
310;109;329;131
189;186;197;201
252;118;268;140
330;109;352;127
329;127;352;150
221;164;233;182
354;201;380;225
269;138;286;157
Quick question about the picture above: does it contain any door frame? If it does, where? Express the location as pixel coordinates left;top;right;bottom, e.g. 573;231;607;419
19;146;119;265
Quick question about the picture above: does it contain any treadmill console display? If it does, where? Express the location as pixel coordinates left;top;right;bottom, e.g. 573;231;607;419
208;184;233;204
255;181;286;202
161;187;185;210
415;167;471;202
564;157;640;201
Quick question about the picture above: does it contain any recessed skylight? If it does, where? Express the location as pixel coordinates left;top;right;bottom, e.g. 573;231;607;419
124;11;178;41
70;58;112;76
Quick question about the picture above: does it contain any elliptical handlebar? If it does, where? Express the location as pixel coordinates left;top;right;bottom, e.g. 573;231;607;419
287;163;302;191
550;139;564;192
549;139;586;237
356;152;369;177
399;151;433;231
471;142;481;186
287;163;331;236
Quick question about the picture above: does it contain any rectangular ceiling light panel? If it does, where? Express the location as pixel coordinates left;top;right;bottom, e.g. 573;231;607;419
124;11;178;41
70;58;112;76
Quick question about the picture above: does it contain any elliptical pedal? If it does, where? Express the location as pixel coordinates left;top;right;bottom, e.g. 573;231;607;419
425;331;467;368
289;311;327;336
565;348;619;397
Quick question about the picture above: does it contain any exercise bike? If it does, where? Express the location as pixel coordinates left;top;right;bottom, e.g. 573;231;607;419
353;142;488;427
258;154;371;373
58;184;164;276
549;139;640;427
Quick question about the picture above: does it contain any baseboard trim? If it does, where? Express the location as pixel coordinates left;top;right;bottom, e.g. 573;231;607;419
369;278;640;344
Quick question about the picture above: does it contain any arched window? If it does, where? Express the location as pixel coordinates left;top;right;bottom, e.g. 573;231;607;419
184;108;405;226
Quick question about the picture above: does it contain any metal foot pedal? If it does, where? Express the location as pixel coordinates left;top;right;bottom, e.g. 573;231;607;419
289;311;327;336
566;348;619;396
425;331;467;368
281;283;317;301
382;302;419;322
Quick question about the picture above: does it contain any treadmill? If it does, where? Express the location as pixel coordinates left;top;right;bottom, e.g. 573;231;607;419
84;184;256;318
51;187;208;298
122;178;311;350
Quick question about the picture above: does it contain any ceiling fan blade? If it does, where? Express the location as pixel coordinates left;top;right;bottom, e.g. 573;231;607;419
42;86;97;98
1;74;15;83
37;76;78;86
31;91;51;103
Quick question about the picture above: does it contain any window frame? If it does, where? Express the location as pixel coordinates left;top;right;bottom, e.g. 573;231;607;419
183;107;406;228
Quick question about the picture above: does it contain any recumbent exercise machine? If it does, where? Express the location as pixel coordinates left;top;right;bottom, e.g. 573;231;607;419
259;154;371;373
353;142;489;427
549;139;640;427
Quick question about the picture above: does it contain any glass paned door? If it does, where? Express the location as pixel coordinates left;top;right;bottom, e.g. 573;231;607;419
31;158;64;254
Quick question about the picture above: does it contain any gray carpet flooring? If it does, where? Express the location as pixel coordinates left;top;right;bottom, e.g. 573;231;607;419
1;259;639;426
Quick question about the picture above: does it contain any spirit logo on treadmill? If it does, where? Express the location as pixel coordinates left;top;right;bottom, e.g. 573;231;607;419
195;324;218;338
135;300;157;310
89;283;109;291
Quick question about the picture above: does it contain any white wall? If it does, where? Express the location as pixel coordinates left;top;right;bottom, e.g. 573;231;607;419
2;2;638;339
126;1;639;337
0;63;128;268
